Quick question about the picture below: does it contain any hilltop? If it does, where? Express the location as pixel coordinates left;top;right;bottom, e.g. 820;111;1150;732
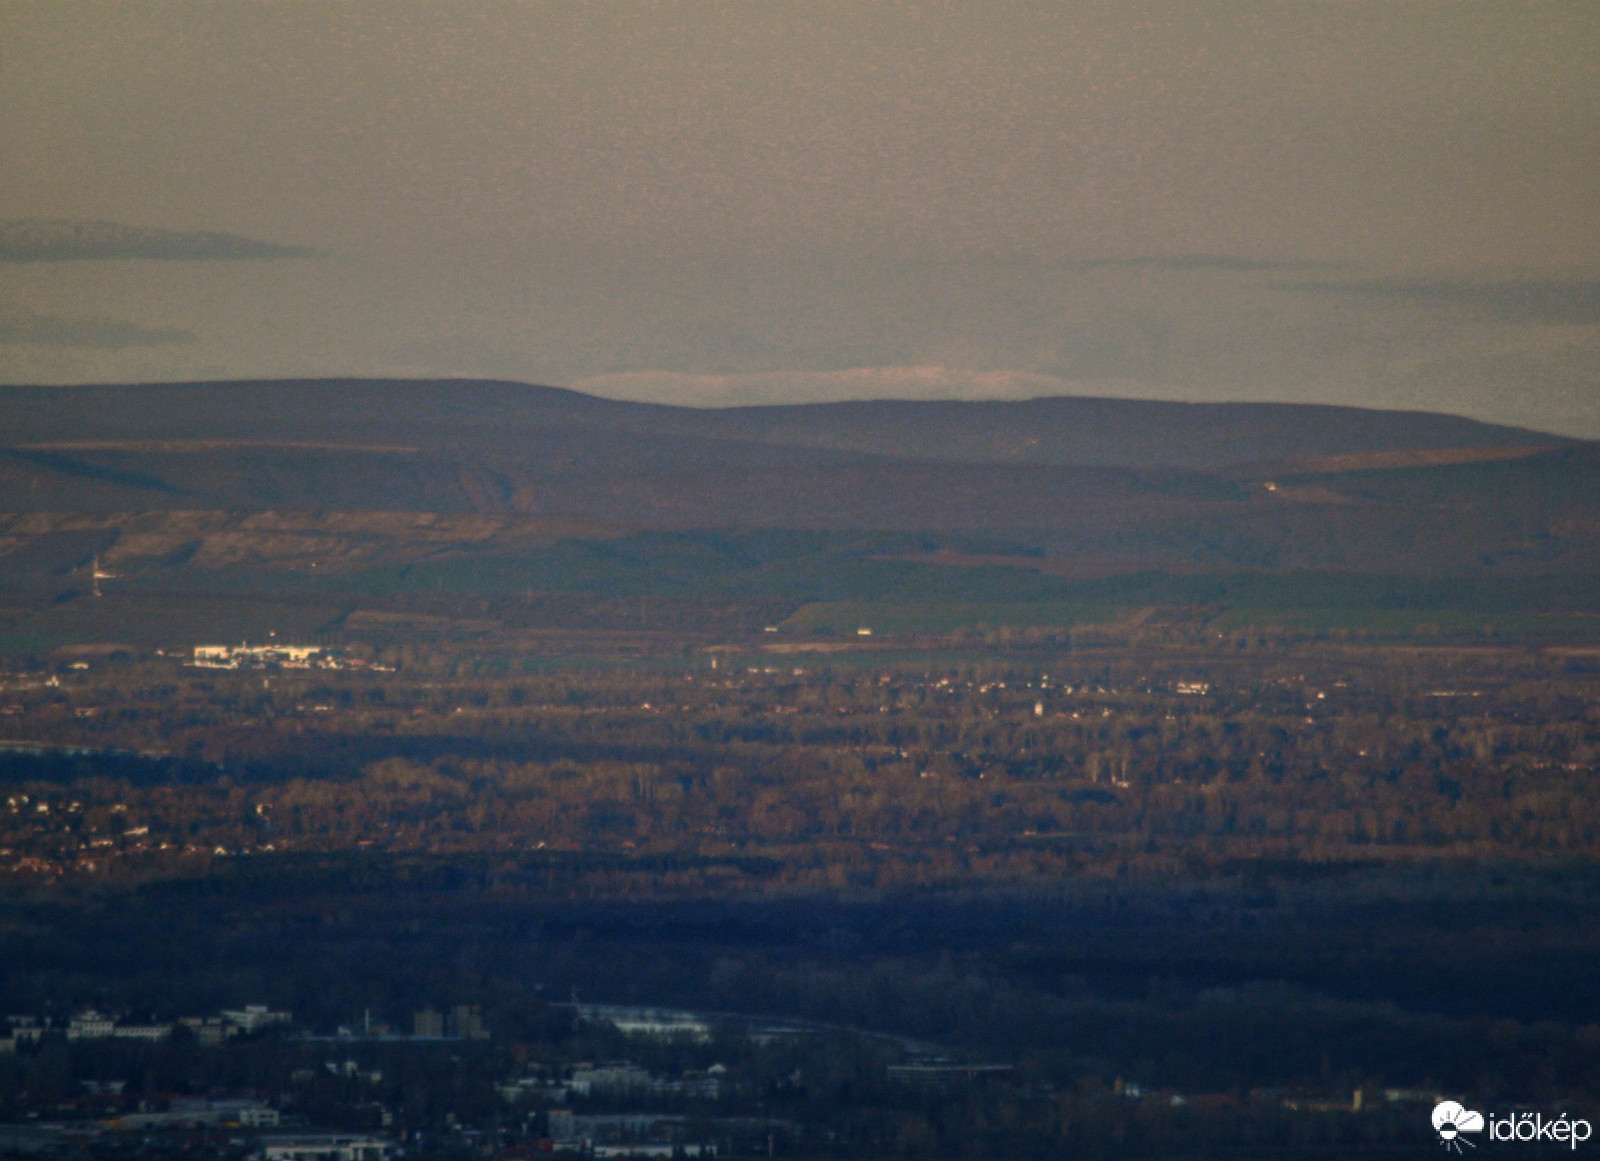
0;378;1564;469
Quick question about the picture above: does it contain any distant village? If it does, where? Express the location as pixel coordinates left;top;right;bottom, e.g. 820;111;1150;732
190;643;388;672
0;1001;773;1159
0;999;1017;1158
0;993;1426;1160
0;1003;517;1054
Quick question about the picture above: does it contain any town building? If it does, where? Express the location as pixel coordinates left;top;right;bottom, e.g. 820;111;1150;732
180;1016;236;1046
192;644;351;670
448;1005;489;1040
1;1015;45;1051
547;1112;717;1156
113;1098;280;1129
109;1022;173;1041
66;1010;116;1039
222;1005;293;1033
255;1133;392;1161
573;1004;711;1042
567;1063;653;1096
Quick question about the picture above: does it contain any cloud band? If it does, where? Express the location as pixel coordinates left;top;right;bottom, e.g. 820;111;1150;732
0;220;314;262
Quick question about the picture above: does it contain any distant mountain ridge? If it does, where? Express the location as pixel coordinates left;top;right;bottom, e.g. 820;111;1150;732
1;379;1594;579
654;395;1569;470
0;378;1568;470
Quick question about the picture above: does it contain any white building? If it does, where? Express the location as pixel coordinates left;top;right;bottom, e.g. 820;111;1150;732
222;1005;293;1033
256;1134;392;1161
175;1098;281;1127
179;1016;236;1046
2;1017;44;1050
116;1099;279;1130
574;1005;711;1042
111;1023;173;1041
66;1011;115;1039
193;644;348;670
568;1063;653;1095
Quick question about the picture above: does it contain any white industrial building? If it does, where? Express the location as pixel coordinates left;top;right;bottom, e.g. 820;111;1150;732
574;1004;711;1042
192;644;348;670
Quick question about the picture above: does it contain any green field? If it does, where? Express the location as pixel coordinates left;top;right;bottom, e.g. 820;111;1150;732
328;531;1073;603
781;600;1600;641
779;600;1138;635
1209;606;1600;640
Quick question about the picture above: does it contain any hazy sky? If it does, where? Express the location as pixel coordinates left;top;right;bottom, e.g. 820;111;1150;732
1;1;1597;435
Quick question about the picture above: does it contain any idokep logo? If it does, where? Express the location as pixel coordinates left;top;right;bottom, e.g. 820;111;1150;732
1431;1102;1595;1151
1434;1102;1484;1151
1487;1111;1593;1150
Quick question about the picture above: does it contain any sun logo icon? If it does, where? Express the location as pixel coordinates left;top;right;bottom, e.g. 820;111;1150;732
1432;1101;1484;1152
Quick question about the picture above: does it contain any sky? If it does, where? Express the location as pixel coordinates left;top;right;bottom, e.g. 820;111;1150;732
0;1;1597;436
